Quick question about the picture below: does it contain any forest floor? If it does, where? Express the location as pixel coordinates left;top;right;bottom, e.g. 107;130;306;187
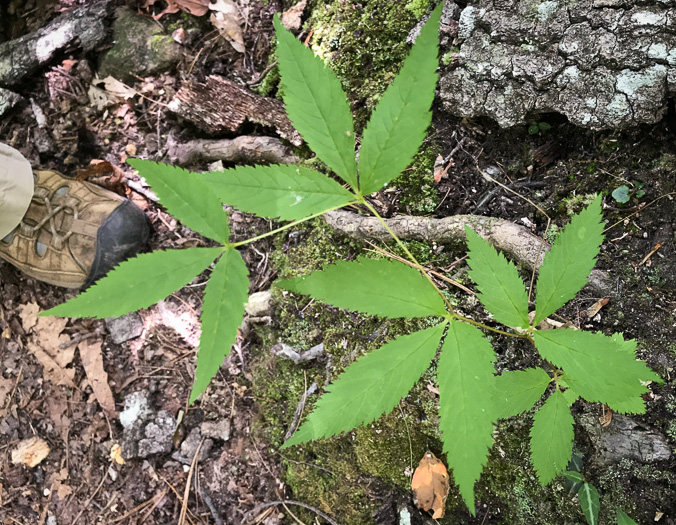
0;1;675;524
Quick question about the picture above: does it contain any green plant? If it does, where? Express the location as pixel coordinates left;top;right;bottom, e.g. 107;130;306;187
528;121;551;134
564;471;638;525
42;3;659;517
612;182;645;204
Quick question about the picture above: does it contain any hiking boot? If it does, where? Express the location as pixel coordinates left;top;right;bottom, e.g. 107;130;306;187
0;170;149;289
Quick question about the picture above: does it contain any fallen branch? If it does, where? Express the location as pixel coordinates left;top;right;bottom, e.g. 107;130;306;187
324;209;548;270
166;135;299;166
0;0;113;88
323;209;611;293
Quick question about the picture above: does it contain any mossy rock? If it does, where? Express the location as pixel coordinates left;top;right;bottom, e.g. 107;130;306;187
98;7;182;82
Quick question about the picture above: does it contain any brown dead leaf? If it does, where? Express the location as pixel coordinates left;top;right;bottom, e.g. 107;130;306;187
599;405;613;427
584;297;609;318
411;450;450;519
23;311;76;388
143;0;210;18
11;437;50;468
210;0;245;53
76;160;127;196
45;388;71;441
18;302;40;331
281;0;307;31
79;339;116;416
48;467;73;500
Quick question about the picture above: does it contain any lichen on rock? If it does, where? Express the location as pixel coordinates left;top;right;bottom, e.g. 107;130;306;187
440;0;676;129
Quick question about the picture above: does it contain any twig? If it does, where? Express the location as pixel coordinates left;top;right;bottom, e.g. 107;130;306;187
284;381;317;442
125;178;159;202
178;439;205;525
240;500;339;525
59;326;104;349
474;180;547;213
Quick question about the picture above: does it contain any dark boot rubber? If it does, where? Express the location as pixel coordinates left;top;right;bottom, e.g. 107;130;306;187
83;201;150;290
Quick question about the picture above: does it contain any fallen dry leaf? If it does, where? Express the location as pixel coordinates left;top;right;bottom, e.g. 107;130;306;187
281;0;307;31
48;467;73;500
110;443;126;465
12;437;50;467
584;297;609;318
79;339;116;416
143;0;210;18
599;405;613;427
411;450;450;519
22;307;76;388
209;0;245;52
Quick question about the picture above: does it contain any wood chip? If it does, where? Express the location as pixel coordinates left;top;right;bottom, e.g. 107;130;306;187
11;437;50;468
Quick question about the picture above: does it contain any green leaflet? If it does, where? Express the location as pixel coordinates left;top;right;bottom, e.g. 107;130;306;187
202;164;355;221
530;390;574;485
277;258;447;318
42;247;223;319
190;249;249;403
579;483;600;525
534;196;604;325
494;368;551;419
563;471;584;484
616;509;638;525
438;320;497;513
283;323;445;447
465;227;530;329
358;4;441;195
274;17;358;189
533;330;659;412
127;159;230;244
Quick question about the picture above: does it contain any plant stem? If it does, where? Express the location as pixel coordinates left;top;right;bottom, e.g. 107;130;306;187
360;199;456;314
230;201;360;248
447;312;532;339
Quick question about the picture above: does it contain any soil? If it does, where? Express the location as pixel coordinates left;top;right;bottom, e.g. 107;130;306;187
0;1;675;525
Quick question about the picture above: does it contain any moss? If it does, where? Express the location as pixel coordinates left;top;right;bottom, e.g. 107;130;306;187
563;193;597;216
306;0;427;128
394;145;442;215
405;0;431;18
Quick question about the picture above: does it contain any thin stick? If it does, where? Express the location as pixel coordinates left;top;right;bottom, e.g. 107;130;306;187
241;500;339;525
603;192;676;234
178;439;204;525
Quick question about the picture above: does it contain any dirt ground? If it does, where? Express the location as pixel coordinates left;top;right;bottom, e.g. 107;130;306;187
0;1;675;524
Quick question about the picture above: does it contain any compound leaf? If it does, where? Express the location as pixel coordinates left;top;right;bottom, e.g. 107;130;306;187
534;196;604;325
43;247;223;319
530;390;574;485
494;368;551;419
277;258;447;318
358;4;441;195
616;509;638;525
283;323;446;446
190;249;249;403
274;17;357;189
202;164;355;221
127;159;230;244
438;320;497;512
579;483;600;525
534;329;659;412
465;227;530;329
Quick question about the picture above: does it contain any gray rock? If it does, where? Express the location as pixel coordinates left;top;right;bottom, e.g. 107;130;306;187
582;412;672;466
171;427;213;464
98;7;182;82
201;419;231;441
105;312;143;344
120;391;177;459
440;0;676;129
0;88;21;118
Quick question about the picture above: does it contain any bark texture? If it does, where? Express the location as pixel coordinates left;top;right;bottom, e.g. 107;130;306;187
168;76;303;146
440;0;676;129
166;135;299;166
0;0;113;88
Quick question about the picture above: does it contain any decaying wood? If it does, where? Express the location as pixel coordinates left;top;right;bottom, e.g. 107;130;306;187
166;135;299;166
324;209;612;293
168;76;303;146
0;0;113;88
